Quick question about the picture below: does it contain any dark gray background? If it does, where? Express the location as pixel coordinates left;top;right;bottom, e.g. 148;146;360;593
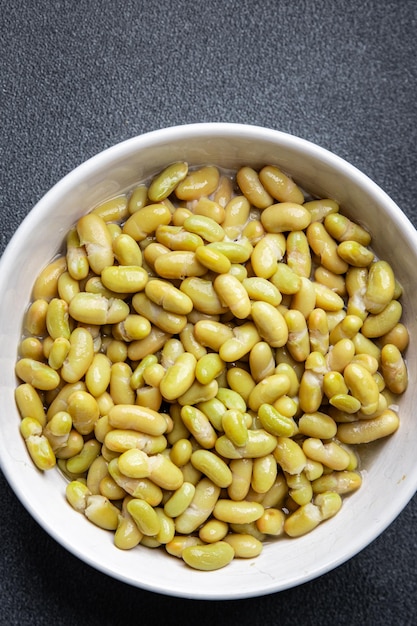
1;1;416;624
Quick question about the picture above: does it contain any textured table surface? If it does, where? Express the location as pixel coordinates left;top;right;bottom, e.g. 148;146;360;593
1;1;417;623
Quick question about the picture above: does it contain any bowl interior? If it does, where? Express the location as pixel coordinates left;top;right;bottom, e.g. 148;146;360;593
1;123;416;599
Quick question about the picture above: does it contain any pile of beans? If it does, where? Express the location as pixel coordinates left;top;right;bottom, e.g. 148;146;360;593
15;162;408;571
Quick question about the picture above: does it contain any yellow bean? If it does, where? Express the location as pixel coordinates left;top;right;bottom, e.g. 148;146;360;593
67;390;99;435
337;409;400;444
213;499;264;524
148;161;188;201
274;436;306;475
249;342;275;382
236;166;273;209
261;202;311;233
154;250;206;279
284;309;310;362
108;404;167;436
251;301;288;348
66;229;89;280
298;411;337;439
308;308;330;355
303;198;339;222
180;276;228;315
159;352;196;401
216;429;277;460
191;449;233;488
182;541;235;571
312;470;362;495
60;327;94;384
307;222;348;275
32;256;67;301
194;245;231;274
76;213;114;274
122;203;172;241
219;322;261;362
221;195;251;238
221;409;249;447
380;343;408;394
259;164;304;204
175;166;220;201
69;292;129;326
256;509;285;536
314;265;346;296
194;197;225;223
214;273;251;319
324;213;371;245
195;353;225;385
127;498;160;536
20;417;56;470
15;383;47;427
251;233;286;278
257;403;296;437
128;327;172;361
302;438;350;471
286;231;312;278
15;357;61;391
180;405;217;449
228;458;253;501
343;362;380;415
337;240;374;267
270;263;301;295
175;477;221;534
362;300;402;339
284;502;322;537
66;438;101;474
251;454;277;494
164;482;196;518
291;276;316;318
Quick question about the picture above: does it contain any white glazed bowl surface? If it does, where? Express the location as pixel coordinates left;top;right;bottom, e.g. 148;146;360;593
1;123;416;600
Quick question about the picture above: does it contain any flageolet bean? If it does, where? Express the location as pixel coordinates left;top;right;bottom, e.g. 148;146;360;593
214;274;252;319
180;276;228;315
182;541;235;571
249;342;275;383
302;438;350;471
286;231;312;278
101;265;148;294
153;250;206;279
175;477;221;534
291;276;316;318
175;166;220;201
303;198;339;222
380;343;408;394
191;449;233;488
213;499;264;524
274;437;306;475
17;160;410;572
337;409;400;444
261;202;311;233
251;301;288;348
307;222;349;275
259;165;304;204
216;429;277;460
194;245;231;274
236;166;273;209
337;240;374;267
122;204;172;241
15;383;47;426
20;417;56;470
219;322;261;362
156;224;204;251
15;358;61;391
251;233;286;279
148;161;188;201
32;256;67;301
194;197;225;223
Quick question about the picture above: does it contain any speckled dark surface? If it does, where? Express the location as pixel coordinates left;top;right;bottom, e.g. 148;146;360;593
1;1;417;623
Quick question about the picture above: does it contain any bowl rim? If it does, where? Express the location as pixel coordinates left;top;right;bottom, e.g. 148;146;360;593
1;122;417;600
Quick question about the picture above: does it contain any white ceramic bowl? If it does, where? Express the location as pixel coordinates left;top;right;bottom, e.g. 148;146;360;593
1;123;416;600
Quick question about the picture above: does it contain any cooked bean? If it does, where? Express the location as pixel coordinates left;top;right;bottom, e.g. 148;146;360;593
17;159;409;573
